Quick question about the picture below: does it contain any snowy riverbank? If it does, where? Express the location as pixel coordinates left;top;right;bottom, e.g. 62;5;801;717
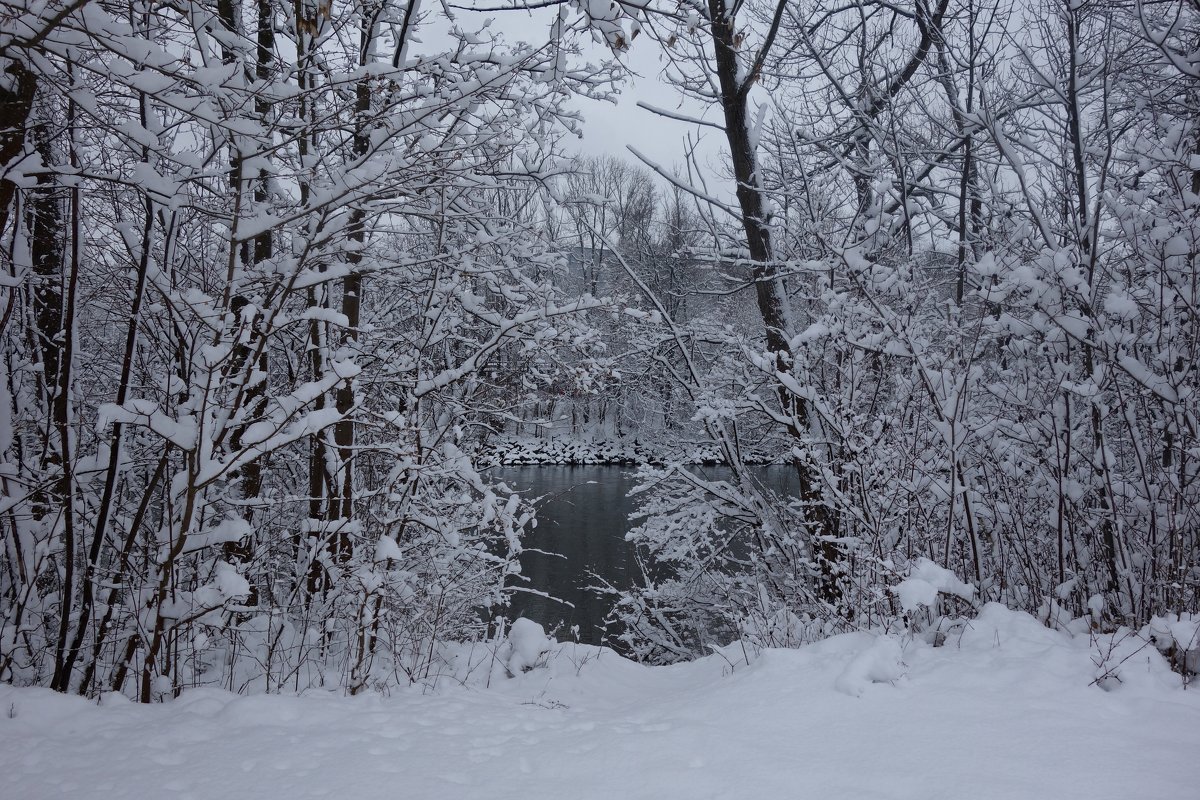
482;435;784;466
2;605;1196;800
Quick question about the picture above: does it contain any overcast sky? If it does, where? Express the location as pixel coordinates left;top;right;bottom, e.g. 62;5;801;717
574;38;727;180
448;6;729;186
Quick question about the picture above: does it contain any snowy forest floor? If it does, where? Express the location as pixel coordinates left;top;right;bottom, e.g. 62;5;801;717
2;606;1196;800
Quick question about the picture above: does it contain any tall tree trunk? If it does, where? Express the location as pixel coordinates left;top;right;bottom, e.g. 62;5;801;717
25;100;76;692
45;83;81;691
330;9;377;559
707;0;842;605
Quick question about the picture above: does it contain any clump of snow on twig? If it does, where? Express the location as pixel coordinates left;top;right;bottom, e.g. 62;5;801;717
892;558;975;612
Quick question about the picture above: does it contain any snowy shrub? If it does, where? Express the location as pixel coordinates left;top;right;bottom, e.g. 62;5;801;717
598;0;1199;664
501;618;554;675
1147;615;1200;678
0;0;620;699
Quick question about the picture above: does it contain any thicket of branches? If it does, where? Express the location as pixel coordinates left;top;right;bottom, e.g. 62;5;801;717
597;0;1200;662
0;0;627;698
2;0;1196;697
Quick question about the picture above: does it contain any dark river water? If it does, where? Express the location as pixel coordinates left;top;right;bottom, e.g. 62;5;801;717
489;465;798;644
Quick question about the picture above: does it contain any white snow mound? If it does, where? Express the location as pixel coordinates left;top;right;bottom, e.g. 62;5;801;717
0;606;1196;800
834;635;906;697
505;617;552;674
893;557;976;611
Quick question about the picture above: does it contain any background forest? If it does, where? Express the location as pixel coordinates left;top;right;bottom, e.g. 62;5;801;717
0;0;1196;699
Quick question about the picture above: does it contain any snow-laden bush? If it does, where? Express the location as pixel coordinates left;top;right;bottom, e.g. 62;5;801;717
1147;614;1200;678
0;0;622;699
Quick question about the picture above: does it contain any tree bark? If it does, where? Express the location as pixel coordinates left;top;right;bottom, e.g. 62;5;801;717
707;0;842;605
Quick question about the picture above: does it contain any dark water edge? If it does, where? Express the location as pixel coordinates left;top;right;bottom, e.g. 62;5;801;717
487;465;800;645
488;466;640;645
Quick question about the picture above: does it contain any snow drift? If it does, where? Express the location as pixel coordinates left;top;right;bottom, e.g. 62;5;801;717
1;606;1195;800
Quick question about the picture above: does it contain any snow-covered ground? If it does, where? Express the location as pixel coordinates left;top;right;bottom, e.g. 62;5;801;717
2;605;1196;800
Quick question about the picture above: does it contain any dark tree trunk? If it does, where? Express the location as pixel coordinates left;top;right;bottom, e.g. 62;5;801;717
706;0;842;605
0;60;37;237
